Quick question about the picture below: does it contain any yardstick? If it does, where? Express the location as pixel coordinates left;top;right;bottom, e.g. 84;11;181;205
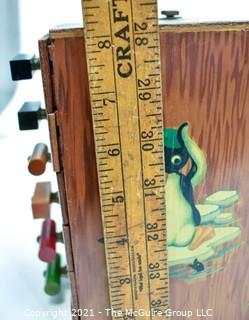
82;0;169;318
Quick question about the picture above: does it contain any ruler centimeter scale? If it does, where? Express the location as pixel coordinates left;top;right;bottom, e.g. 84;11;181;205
82;0;169;318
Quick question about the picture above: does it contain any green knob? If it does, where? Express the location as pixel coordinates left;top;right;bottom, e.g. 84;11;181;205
44;254;61;295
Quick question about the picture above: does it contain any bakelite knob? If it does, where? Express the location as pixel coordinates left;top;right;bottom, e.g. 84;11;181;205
18;101;47;130
161;10;180;18
10;54;40;81
38;219;63;263
44;254;61;296
28;143;50;176
32;182;59;219
39;219;56;262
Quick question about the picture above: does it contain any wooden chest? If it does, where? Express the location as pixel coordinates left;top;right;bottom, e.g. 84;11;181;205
39;21;249;319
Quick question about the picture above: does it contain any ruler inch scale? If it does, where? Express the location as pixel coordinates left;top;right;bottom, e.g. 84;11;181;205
82;0;169;319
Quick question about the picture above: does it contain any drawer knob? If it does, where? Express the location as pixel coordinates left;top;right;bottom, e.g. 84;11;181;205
38;219;63;263
18;101;46;130
28;143;50;176
161;10;180;18
44;254;64;296
38;219;56;262
32;182;59;219
10;54;40;81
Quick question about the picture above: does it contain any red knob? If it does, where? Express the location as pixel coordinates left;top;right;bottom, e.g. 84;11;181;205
39;219;56;262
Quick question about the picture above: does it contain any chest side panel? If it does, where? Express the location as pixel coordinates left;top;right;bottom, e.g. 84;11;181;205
47;26;249;319
161;30;249;319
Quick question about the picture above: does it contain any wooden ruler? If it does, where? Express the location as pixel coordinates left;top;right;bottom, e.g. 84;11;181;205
82;0;169;318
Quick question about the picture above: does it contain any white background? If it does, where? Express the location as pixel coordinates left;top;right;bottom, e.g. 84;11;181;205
0;1;249;319
12;0;249;53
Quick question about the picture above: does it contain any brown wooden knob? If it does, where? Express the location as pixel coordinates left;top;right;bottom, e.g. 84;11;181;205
31;182;59;219
28;143;50;175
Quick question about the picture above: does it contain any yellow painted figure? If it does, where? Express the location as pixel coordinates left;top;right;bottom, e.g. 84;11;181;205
165;123;241;281
164;123;207;247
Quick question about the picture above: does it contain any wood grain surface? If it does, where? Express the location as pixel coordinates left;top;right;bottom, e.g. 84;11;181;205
50;37;110;318
40;26;249;319
161;30;249;320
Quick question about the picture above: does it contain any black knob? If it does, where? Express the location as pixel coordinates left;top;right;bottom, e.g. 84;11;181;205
10;54;40;81
18;101;46;130
161;10;180;18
